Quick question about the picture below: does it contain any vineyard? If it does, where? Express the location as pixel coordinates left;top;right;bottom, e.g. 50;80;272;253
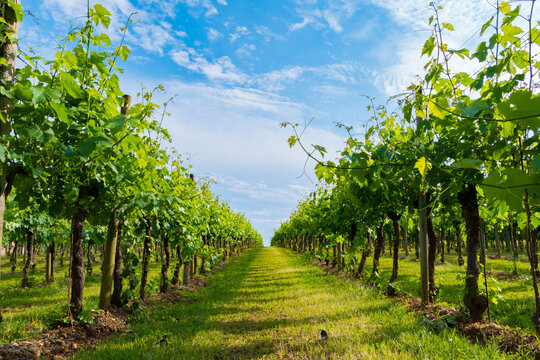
273;0;540;358
0;2;263;358
0;0;540;359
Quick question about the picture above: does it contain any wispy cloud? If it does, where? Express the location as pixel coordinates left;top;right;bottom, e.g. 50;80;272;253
207;28;222;41
254;62;373;92
291;0;359;33
39;0;185;55
171;48;247;83
290;17;313;31
255;26;285;43
364;0;499;96
179;0;228;17
229;25;250;43
236;43;256;58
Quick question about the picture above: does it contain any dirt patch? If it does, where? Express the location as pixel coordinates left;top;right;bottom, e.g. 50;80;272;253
487;269;527;282
396;292;540;358
397;293;461;321
0;308;131;360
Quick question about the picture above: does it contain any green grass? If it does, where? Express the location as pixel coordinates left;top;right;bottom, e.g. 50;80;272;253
0;254;165;343
75;248;526;360
359;251;535;333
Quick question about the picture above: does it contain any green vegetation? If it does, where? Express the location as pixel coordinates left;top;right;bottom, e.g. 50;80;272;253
275;0;540;337
76;248;521;360
0;254;162;343
360;253;534;333
0;0;262;334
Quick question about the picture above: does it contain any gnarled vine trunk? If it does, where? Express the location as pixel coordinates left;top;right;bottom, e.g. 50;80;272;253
160;235;170;293
372;221;384;276
10;242;17;273
21;230;36;287
171;245;182;285
388;212;401;295
139;217;151;300
458;183;488;322
70;205;88;318
357;233;371;278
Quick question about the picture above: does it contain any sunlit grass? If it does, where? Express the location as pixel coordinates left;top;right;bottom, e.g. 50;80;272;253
361;251;535;332
75;248;525;360
0;253;165;343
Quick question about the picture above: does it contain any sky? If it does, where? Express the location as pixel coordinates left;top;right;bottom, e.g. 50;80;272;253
19;0;516;245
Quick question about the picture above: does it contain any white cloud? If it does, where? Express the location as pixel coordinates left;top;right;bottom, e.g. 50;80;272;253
254;62;372;92
364;0;499;96
171;48;247;83
131;21;178;55
236;43;256;58
179;0;227;17
291;0;359;33
207;27;222;41
323;10;343;32
255;26;285;43
290;17;313;31
39;0;183;55
229;25;250;43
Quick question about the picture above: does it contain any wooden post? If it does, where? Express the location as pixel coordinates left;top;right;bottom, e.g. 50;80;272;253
417;105;429;304
99;211;119;308
99;95;130;308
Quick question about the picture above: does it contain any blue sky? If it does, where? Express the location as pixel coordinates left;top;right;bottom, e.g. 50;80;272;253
20;0;507;245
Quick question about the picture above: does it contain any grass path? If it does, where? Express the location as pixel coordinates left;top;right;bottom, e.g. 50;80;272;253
76;247;519;360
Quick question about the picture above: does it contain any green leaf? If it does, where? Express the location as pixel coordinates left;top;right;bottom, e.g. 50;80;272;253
31;86;47;104
531;28;540;47
64;146;77;157
451;159;483;170
414;157;431;177
500;24;523;47
14;85;33;102
428;97;449;119
473;42;488;62
78;135;111;156
65;186;79;203
106;115;128;134
0;143;7;162
422;37;436;57
499;1;511;15
7;0;23;22
59;72;82;99
287;136;297;148
118;45;131;61
442;23;454;31
92;4;111;28
482;169;540;212
512;50;529;69
480;16;494;36
50;102;69;124
461;99;487;117
497;90;540;131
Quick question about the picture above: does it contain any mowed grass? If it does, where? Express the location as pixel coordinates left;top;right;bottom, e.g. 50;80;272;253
0;254;164;344
75;247;523;360
361;251;535;333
